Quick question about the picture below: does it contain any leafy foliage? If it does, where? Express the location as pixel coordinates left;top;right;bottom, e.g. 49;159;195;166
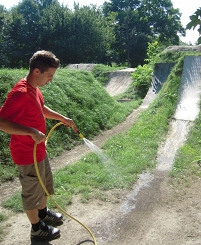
126;42;159;98
132;64;153;92
186;7;201;44
103;0;185;67
1;1;115;67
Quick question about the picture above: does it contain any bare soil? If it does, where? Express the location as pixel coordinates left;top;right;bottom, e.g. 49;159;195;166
1;65;201;245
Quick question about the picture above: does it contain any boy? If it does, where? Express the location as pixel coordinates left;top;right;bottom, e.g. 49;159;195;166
0;50;78;240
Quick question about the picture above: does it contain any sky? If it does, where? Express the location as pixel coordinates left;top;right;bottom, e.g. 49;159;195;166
0;0;200;44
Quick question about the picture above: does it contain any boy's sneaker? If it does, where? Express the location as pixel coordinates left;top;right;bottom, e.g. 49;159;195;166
41;209;63;225
31;221;60;240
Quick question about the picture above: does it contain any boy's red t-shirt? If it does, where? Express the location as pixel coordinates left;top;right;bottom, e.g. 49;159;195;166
0;79;46;165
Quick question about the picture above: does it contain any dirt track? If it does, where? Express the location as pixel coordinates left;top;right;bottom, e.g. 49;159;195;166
1;59;201;245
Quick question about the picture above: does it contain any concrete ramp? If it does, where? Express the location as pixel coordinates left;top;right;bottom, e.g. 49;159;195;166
152;63;175;93
174;56;201;121
67;63;97;71
105;68;134;96
157;56;201;171
140;63;175;108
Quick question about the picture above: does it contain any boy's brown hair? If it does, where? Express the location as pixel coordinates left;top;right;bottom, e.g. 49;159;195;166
29;50;60;73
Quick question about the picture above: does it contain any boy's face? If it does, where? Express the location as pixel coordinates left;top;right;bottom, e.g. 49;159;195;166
36;67;57;87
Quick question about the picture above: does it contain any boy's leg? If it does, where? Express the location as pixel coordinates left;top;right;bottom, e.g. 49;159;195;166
17;159;61;239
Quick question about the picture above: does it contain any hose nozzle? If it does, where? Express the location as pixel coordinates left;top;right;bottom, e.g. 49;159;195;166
78;132;84;139
73;128;84;139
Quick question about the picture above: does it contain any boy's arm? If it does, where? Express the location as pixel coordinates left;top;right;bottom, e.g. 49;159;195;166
0;117;46;144
43;105;78;132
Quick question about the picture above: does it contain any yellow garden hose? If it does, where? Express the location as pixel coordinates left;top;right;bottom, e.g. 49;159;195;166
33;122;97;245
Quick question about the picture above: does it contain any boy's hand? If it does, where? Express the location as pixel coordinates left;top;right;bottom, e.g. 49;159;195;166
31;129;46;144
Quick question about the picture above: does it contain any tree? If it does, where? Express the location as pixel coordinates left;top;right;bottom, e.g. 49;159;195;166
2;0;41;67
0;5;9;67
66;5;115;64
38;1;70;58
186;7;201;44
103;0;185;67
139;0;185;44
0;0;115;67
